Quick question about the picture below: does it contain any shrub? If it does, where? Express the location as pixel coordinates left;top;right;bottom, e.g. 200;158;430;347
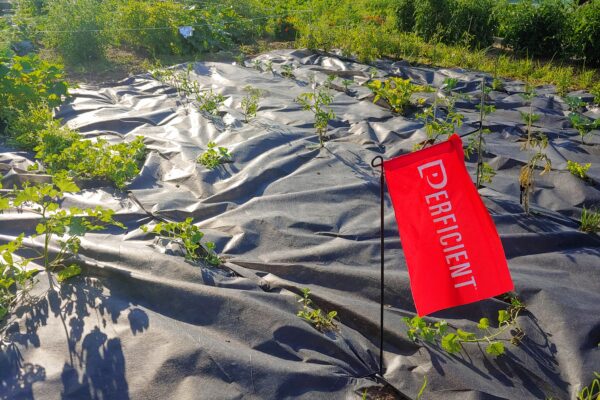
8;102;56;150
0;53;69;132
395;0;416;32
498;0;570;58
110;0;190;56
447;0;498;47
570;0;600;65
111;0;257;56
43;0;111;62
413;0;451;42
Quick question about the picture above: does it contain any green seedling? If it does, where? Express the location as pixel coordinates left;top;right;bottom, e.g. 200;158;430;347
195;89;226;116
241;86;262;123
297;288;337;332
580;207;600;233
264;60;273;73
416;78;464;150
252;59;262;71
281;64;295;79
403;295;525;357
141;218;219;265
296;77;336;148
466;79;496;187
198;142;231;169
368;77;423;115
567;160;591;181
342;79;354;93
569;113;600;145
565;96;586;112
0;174;125;320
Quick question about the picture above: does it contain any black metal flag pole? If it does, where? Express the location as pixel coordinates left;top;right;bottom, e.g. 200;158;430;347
371;155;385;376
369;124;482;378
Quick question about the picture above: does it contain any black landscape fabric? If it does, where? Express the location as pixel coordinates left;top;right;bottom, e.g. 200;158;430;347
1;49;599;400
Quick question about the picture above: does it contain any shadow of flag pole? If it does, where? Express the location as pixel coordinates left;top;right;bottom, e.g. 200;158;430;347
370;155;385;376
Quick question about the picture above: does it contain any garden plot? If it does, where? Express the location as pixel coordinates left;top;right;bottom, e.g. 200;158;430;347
1;49;599;399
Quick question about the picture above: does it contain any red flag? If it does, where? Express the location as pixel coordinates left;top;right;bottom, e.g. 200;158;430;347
383;134;513;316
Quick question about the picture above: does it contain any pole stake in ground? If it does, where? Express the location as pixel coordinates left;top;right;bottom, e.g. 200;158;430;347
371;155;385;376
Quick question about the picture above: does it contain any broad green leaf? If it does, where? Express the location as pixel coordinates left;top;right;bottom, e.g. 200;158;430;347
477;318;490;330
57;264;82;283
456;329;476;340
67;218;86;236
53;174;79;193
441;333;462;353
485;342;505;357
498;310;510;324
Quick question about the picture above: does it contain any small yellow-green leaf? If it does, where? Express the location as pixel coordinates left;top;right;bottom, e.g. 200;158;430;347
477;317;490;330
485;342;505;357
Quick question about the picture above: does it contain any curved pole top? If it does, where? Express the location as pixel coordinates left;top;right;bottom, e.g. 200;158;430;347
371;156;384;168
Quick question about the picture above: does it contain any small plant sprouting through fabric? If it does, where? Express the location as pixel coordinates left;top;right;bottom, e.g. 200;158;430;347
565;96;586;112
567;161;591;181
577;372;600;400
403;296;525;357
519;133;552;214
466;78;496;187
368;77;423;116
0;174;125;321
296;76;336;148
342;79;354;93
241;86;262;123
195;89;226;116
198;142;231;170
415;78;464;150
141;218;220;266
297;288;337;333
151;64;227;117
281;64;295;79
580;207;600;234
569;113;600;145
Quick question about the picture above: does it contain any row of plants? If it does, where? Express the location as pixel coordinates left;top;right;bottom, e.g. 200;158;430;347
394;0;600;63
278;0;599;93
3;0;599;96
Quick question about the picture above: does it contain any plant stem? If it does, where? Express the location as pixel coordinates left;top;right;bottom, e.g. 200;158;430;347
476;77;485;188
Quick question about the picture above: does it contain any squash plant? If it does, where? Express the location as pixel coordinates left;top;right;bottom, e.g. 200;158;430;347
0;174;125;321
141;218;220;266
368;77;423;115
0;52;69;132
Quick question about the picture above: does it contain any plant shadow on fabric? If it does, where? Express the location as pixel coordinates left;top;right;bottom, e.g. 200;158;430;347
0;275;149;399
417;303;568;399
